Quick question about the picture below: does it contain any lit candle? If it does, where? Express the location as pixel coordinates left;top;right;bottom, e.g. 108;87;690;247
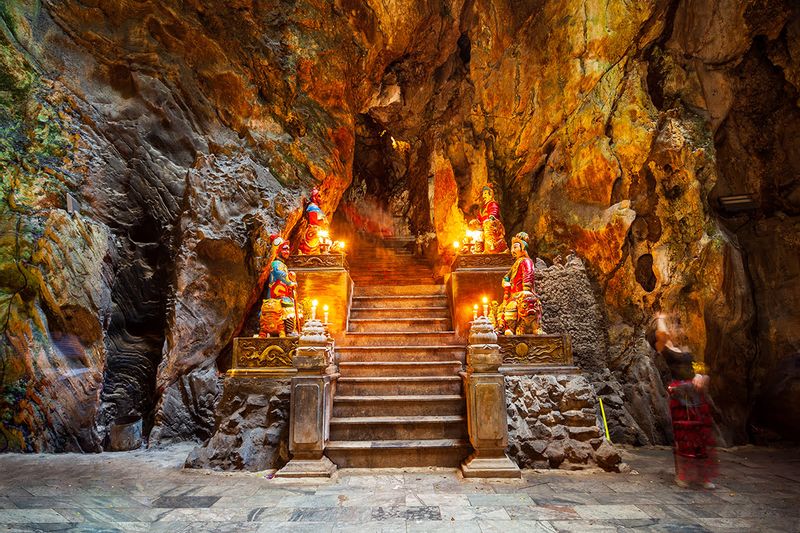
473;304;478;321
482;296;489;317
323;304;329;324
311;299;318;321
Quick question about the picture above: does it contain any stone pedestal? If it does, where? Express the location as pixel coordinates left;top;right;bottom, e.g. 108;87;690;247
447;253;513;339
185;377;290;471
275;319;338;478
288;254;353;342
461;317;521;478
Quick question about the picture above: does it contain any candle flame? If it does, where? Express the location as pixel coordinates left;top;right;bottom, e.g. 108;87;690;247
482;296;488;304
312;299;319;307
453;241;460;249
466;229;483;241
323;304;329;311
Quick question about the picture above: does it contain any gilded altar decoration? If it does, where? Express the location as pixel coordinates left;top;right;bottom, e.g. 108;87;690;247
237;339;295;367
452;252;515;270
288;254;348;269
495;232;544;335
260;235;299;337
229;337;299;377
498;334;573;366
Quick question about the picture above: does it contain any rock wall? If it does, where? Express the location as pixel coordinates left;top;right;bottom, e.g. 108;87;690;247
506;374;622;471
1;0;798;450
536;255;667;445
185;378;290;471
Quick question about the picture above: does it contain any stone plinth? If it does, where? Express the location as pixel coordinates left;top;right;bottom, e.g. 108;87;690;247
505;373;623;472
275;319;338;478
185;377;290;471
497;333;576;376
447;253;513;339
227;337;298;378
288;254;353;342
461;317;521;478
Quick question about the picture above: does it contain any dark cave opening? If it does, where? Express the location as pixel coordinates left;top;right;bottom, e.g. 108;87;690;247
100;216;171;445
338;113;430;239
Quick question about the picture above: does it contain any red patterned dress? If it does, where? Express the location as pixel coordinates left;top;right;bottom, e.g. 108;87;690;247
664;348;717;485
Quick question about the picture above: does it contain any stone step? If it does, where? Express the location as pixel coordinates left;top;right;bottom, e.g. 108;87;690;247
336;376;463;395
350;274;435;281
350;306;450;320
348;264;433;271
350;274;427;281
343;331;459;346
349;265;432;272
338;361;462;377
348;317;452;333
350;279;437;287
332;395;465;417
329;415;467;441
337;345;466;363
352;294;448;309
355;284;446;296
325;439;471;468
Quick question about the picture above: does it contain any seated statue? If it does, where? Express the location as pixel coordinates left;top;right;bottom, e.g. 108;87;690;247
496;232;543;335
471;184;508;254
260;235;298;337
298;187;329;254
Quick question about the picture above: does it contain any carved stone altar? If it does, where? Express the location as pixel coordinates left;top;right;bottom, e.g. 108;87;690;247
227;337;298;378
447;253;514;338
287;254;352;341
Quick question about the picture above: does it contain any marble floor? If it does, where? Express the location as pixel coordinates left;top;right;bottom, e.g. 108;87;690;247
0;444;797;532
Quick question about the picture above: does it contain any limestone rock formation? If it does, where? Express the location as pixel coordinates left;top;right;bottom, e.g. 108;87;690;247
506;374;622;471
1;0;798;451
185;378;290;471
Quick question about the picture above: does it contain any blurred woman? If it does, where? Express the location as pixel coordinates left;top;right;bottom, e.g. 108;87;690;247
647;314;717;489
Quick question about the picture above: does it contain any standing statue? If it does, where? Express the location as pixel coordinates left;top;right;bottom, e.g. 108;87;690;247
259;235;299;337
472;184;508;254
496;232;543;335
298;187;329;254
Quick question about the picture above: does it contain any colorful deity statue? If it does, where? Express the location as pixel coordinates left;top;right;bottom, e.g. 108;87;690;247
298;187;330;254
472;184;508;254
496;232;543;335
259;235;299;337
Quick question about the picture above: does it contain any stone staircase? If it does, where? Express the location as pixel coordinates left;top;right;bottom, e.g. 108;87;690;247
326;237;470;467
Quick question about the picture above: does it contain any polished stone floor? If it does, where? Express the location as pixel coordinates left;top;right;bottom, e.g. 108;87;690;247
0;444;797;532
